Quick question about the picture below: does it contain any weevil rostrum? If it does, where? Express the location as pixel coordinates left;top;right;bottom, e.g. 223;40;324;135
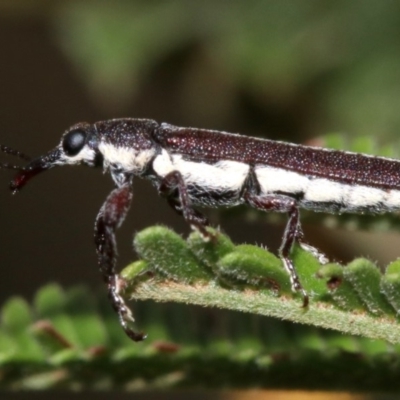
2;118;400;341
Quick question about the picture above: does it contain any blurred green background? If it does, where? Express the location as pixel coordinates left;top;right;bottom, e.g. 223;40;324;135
1;0;400;309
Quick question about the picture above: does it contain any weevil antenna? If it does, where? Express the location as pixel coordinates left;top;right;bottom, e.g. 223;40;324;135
0;144;32;170
0;163;24;170
0;144;31;161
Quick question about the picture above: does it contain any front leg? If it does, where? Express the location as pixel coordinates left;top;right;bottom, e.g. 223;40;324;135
158;170;211;238
94;179;145;341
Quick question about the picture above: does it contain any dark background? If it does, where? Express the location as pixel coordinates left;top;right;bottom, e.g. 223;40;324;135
1;1;400;308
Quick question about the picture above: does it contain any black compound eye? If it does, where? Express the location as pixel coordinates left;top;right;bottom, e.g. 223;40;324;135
62;129;87;156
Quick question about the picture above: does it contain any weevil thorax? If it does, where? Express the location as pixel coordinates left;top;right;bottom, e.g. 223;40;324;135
94;119;159;186
9;118;160;192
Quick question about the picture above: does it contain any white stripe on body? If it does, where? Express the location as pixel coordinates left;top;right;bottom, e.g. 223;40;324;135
152;150;400;213
255;165;400;213
152;150;249;201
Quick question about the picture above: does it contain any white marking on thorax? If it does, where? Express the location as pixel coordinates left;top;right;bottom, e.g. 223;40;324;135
59;145;96;165
152;149;249;192
255;165;400;212
99;142;156;174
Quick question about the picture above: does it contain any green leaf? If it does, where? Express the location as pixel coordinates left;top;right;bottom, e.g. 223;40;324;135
380;259;400;313
1;282;400;390
343;259;395;316
2;297;32;333
134;225;213;283
125;226;400;345
187;229;236;270
1;297;43;361
216;244;290;293
317;263;366;311
33;284;81;347
121;260;151;285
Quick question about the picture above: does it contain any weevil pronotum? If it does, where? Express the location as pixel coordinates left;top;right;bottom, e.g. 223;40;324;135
2;118;400;341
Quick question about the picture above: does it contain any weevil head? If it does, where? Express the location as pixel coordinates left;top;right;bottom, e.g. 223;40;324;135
9;119;159;193
9;122;99;193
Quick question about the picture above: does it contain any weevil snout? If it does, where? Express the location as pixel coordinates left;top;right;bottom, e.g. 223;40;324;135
3;122;101;194
9;148;62;193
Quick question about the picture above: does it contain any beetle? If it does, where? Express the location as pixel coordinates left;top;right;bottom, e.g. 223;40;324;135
2;118;400;341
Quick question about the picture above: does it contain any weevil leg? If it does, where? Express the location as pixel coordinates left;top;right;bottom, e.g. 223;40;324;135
158;170;211;239
279;205;309;307
298;240;329;265
288;218;329;265
95;180;145;341
244;190;309;306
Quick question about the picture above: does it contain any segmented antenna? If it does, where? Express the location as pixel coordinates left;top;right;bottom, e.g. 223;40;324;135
0;144;31;169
